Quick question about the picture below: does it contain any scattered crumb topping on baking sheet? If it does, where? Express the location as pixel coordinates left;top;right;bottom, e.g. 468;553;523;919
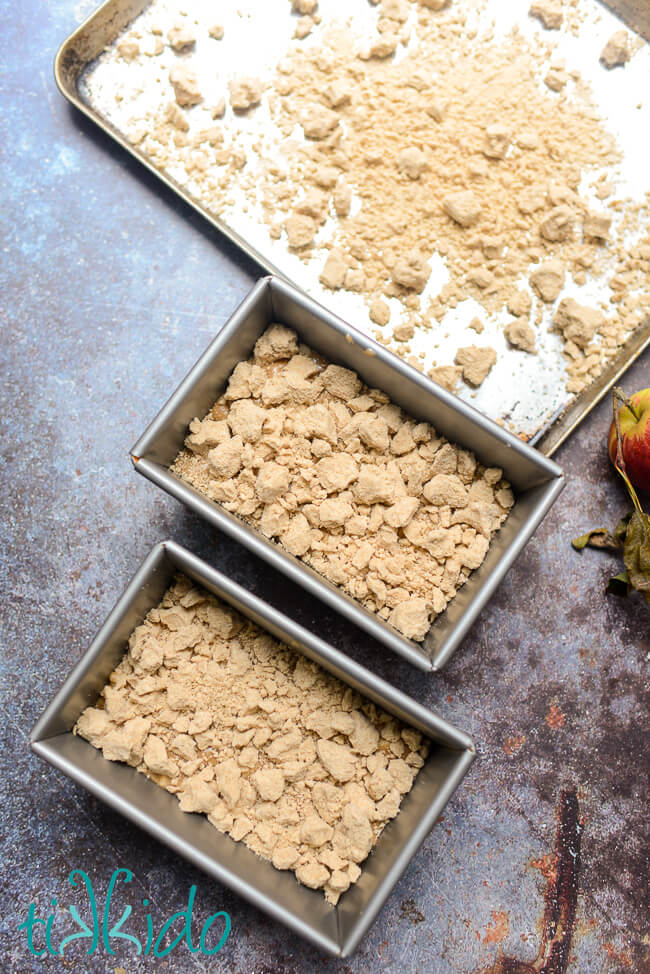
82;0;650;439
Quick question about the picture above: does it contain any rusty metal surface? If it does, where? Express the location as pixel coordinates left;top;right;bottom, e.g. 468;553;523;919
0;1;648;972
599;0;650;42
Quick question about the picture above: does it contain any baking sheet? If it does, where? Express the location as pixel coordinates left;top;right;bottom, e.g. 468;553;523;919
56;0;650;452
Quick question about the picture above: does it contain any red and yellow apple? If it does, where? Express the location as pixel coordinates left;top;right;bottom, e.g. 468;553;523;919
608;387;650;492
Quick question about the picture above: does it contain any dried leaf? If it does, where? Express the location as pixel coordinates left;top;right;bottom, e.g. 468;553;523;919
586;532;620;551
572;389;648;605
606;571;631;598
571;528;620;551
613;514;633;546
623;511;650;598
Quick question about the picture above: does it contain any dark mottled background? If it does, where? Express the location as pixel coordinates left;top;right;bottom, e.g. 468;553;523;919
1;2;648;972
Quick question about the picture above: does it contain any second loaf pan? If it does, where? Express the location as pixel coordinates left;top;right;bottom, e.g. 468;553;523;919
131;276;565;671
31;540;475;957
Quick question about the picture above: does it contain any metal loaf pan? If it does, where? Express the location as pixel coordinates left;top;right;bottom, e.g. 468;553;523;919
131;277;565;670
30;540;475;958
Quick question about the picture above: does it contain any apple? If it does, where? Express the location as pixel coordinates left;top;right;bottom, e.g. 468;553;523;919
608;387;650;492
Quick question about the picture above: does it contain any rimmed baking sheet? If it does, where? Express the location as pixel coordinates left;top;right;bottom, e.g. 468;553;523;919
55;0;650;453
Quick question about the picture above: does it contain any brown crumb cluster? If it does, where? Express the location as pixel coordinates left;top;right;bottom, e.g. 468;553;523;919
75;574;429;904
171;325;514;642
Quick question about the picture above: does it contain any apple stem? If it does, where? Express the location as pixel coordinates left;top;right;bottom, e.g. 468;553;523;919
612;388;643;515
613;385;641;423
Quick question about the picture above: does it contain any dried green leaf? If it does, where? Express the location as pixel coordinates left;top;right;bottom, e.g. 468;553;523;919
571;528;620;551
613;513;633;545
587;532;621;551
606;571;631;598
623;511;650;598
